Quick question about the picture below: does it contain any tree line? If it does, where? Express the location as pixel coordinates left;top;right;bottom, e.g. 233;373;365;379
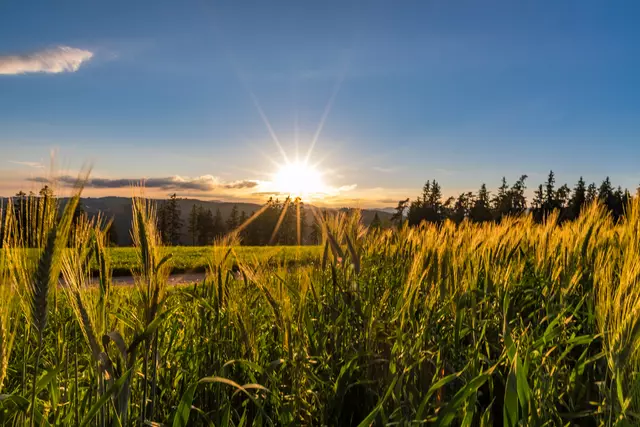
0;186;119;248
8;171;631;248
156;193;316;246
393;171;637;226
2;189;319;248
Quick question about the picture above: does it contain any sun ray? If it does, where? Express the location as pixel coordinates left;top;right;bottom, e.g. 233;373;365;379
234;202;271;236
249;144;284;170
311;157;330;171
201;14;288;164
233;167;274;179
308;203;329;241
296;198;301;246
304;69;347;164
293;85;300;162
247;89;289;164
269;198;290;245
308;145;340;171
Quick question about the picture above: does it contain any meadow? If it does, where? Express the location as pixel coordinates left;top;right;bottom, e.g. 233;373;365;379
0;246;323;277
104;246;322;277
2;191;640;426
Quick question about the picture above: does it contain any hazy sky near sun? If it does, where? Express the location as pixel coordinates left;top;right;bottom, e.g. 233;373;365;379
1;0;639;206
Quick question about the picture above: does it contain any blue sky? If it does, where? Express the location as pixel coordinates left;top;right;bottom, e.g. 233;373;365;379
1;0;639;206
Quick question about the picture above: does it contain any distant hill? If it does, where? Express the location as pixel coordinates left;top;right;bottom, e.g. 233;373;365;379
91;197;393;245
78;197;265;245
337;207;393;226
1;196;392;246
377;207;398;215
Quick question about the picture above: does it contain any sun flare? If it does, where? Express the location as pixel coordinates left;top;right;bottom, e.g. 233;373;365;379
272;161;326;199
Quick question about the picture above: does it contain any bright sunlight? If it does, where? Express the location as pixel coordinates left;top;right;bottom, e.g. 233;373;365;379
272;160;326;198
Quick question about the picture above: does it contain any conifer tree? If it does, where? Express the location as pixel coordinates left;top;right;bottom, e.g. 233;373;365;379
570;177;587;219
296;198;308;245
309;213;323;245
407;199;422;226
451;192;474;224
509;175;528;215
532;184;545;222
272;197;295;245
543;170;558;214
586;183;598;204
239;210;248;227
556;184;571;207
421;181;431;203
197;207;214;245
157;202;169;244
556;183;571;221
492;177;510;220
427;181;442;207
442;196;455;220
470;184;493;223
409;180;444;225
244;210;258;245
187;204;199;245
165;193;183;246
238;210;249;242
598;177;614;209
213;208;226;239
612;186;626;220
391;199;410;228
226;205;239;232
428;181;444;222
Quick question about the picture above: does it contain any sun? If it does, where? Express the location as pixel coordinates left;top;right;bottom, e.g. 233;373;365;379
272;160;326;199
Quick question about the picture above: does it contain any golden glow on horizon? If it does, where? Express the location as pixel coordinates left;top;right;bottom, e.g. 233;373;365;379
272;160;326;199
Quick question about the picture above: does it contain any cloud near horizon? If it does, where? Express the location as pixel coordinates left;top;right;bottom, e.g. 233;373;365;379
377;198;402;204
372;166;396;173
28;175;260;191
0;46;93;75
8;160;44;169
253;183;357;197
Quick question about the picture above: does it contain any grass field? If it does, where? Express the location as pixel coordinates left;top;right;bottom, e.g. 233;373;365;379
0;245;323;277
3;195;640;425
107;245;323;276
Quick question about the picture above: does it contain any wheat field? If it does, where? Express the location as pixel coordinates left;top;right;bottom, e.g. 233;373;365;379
2;186;640;426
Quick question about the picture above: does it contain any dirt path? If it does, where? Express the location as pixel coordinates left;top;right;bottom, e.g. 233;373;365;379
93;273;207;287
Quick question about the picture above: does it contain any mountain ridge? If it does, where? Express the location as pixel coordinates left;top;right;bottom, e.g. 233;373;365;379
1;196;393;245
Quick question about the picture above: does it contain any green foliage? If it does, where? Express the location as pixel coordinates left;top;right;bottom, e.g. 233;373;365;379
4;190;640;425
404;172;633;226
157;193;183;246
0;245;323;277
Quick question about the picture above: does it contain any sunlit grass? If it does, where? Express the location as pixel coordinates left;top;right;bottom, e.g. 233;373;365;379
3;186;640;425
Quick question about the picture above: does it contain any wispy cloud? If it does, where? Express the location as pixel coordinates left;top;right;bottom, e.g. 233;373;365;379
223;180;260;189
252;183;357;199
8;160;44;169
373;166;396;173
29;175;260;191
336;184;357;192
0;46;93;75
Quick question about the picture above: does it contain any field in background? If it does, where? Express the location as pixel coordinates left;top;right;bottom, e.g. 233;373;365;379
0;245;323;277
108;245;323;276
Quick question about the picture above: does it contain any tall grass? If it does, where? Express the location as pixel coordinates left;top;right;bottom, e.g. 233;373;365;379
4;191;640;425
2;177;85;426
0;204;18;394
